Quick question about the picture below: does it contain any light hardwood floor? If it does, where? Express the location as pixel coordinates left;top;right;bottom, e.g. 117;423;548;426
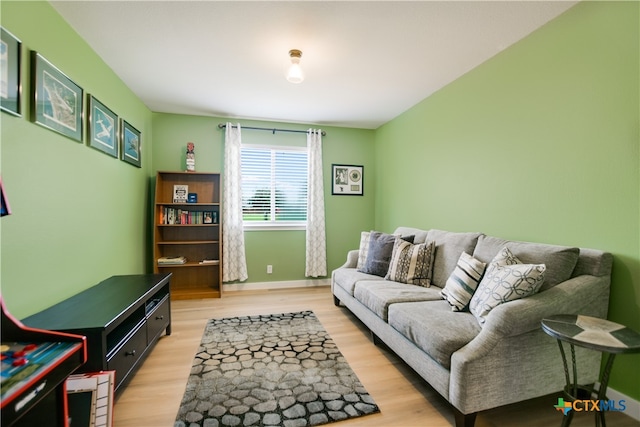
113;287;638;427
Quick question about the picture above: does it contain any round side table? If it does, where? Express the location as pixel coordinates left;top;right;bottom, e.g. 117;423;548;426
541;314;640;427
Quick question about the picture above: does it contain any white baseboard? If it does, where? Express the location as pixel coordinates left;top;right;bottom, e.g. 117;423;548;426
596;383;640;421
222;279;331;293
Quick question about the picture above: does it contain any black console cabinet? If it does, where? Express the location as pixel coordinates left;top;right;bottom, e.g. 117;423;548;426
23;274;171;394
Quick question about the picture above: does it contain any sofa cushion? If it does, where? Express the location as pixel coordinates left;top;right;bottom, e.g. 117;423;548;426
469;247;546;325
354;281;442;321
386;239;436;287
426;230;483;288
441;252;487;311
332;268;381;296
472;234;579;291
388;300;481;369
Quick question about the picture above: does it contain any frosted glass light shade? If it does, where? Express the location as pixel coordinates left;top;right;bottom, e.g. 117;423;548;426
286;50;304;84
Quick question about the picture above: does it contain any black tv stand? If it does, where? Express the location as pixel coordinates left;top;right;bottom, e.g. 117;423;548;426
23;274;171;394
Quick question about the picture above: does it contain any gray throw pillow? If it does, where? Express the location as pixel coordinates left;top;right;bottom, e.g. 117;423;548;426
362;231;397;277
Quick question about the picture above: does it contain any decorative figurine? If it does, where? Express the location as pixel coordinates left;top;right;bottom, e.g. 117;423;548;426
186;142;195;172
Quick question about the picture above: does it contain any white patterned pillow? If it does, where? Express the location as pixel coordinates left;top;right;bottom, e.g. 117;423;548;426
469;247;546;325
441;252;487;311
356;231;371;270
385;239;435;287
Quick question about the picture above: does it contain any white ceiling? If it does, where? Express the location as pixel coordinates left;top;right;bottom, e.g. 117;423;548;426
50;1;578;129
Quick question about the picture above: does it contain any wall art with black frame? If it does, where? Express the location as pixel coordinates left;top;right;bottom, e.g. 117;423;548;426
31;51;83;142
121;119;141;167
332;164;363;196
1;27;22;116
88;95;118;158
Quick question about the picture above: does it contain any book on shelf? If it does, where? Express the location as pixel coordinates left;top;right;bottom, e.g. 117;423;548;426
173;184;188;203
160;207;216;225
157;256;187;265
199;259;219;264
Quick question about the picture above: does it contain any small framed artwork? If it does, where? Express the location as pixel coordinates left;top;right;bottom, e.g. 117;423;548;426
31;51;83;142
1;27;22;116
88;95;118;158
121;119;141;167
332;164;364;196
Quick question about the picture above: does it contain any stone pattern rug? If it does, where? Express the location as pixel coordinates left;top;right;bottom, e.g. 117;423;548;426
175;311;379;427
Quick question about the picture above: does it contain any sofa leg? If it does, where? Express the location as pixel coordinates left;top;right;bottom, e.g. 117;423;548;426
371;331;381;346
333;295;341;306
453;409;477;427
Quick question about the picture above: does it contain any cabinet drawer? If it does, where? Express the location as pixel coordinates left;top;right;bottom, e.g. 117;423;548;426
146;297;170;344
107;321;147;386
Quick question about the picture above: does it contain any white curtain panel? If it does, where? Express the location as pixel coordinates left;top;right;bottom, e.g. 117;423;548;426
305;129;327;277
222;123;248;282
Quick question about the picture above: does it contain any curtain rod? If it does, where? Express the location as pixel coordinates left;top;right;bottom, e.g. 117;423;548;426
217;123;326;136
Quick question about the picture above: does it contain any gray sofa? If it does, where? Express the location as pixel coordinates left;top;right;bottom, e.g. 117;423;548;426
331;227;613;427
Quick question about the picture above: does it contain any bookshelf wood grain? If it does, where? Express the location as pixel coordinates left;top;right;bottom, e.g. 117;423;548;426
154;171;222;299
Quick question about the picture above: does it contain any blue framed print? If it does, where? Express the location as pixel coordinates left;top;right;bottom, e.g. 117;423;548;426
1;27;22;116
31;51;83;142
121;119;141;167
88;95;118;157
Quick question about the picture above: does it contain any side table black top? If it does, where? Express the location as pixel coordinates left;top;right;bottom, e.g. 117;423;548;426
542;314;640;427
541;314;640;354
23;273;171;331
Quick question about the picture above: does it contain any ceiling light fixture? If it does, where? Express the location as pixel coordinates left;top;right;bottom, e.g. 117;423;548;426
286;49;304;84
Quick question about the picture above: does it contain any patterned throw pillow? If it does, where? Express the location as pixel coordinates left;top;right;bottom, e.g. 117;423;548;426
441;252;487;311
356;231;371;270
385;239;436;287
469;247;546;325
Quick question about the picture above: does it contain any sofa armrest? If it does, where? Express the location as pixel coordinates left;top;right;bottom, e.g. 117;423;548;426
459;275;610;361
339;249;360;269
482;274;610;338
450;275;610;414
456;275;609;360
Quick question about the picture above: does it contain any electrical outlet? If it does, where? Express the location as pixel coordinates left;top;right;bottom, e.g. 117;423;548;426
267;265;273;274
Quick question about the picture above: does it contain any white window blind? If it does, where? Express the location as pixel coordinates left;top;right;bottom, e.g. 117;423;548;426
241;145;308;228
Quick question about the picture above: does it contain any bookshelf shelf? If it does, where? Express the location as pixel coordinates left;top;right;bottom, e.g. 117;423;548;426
157;261;220;268
154;171;222;299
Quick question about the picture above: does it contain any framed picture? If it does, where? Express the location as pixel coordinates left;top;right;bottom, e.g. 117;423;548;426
31;51;83;142
121;119;141;167
88;95;118;158
1;27;22;116
332;164;364;196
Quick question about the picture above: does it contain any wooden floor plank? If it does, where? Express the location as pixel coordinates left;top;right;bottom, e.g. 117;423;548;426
113;287;638;427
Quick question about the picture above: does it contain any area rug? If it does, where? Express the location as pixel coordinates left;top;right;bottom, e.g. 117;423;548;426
174;310;379;427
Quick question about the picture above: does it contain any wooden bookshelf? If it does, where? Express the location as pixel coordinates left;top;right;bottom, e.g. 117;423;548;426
154;172;222;299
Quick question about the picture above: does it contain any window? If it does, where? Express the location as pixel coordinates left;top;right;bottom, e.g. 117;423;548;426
241;145;308;229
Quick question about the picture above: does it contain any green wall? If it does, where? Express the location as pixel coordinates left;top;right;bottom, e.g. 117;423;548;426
0;1;153;318
1;0;638;405
151;113;376;283
375;1;639;400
